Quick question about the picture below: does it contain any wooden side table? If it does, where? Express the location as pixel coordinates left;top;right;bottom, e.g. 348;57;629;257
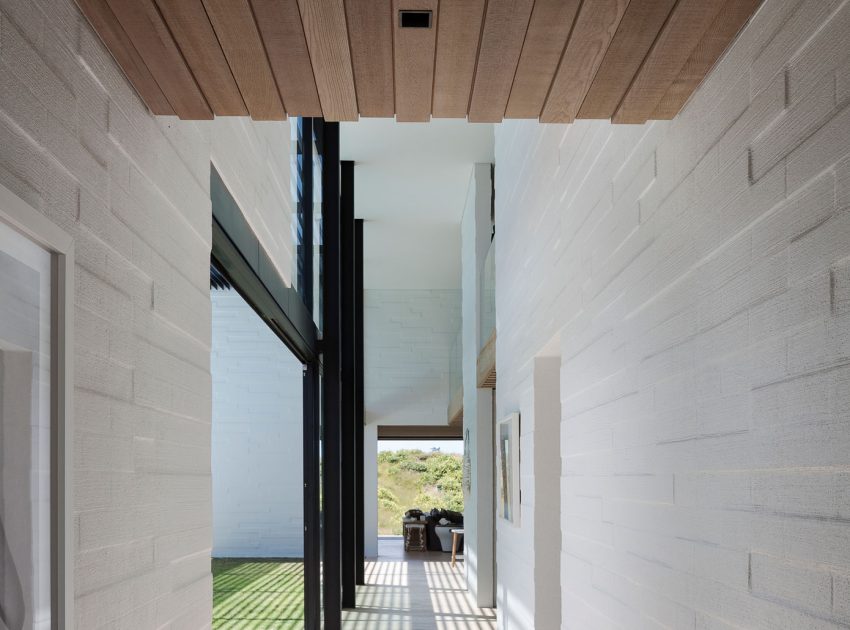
450;528;464;567
403;521;427;552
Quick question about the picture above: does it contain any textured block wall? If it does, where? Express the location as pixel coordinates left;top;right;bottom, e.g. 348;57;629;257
495;0;850;627
364;289;461;426
0;0;294;626
211;290;302;558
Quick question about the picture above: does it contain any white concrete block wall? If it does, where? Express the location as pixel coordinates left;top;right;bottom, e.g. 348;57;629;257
462;164;495;610
495;0;850;627
364;289;461;426
0;0;295;626
211;290;302;558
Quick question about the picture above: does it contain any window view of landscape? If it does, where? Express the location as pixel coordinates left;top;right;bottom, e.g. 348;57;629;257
377;448;463;535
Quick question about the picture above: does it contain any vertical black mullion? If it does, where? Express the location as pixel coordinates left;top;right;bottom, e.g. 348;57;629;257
320;119;342;629
299;115;320;630
354;218;365;585
303;360;320;628
340;160;356;608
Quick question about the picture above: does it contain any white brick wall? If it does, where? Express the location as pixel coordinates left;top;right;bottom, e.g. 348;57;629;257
0;1;295;626
495;0;850;628
211;290;302;558
364;289;461;426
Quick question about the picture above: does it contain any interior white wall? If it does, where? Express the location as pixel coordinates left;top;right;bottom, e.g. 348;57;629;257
0;0;296;625
364;289;461;426
533;357;562;628
363;423;379;558
461;164;495;608
494;0;850;627
210;290;303;558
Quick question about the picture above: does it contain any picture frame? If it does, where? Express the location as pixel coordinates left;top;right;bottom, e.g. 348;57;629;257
496;412;520;525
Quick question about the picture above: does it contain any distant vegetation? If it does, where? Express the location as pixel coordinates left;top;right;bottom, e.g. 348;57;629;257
377;449;463;535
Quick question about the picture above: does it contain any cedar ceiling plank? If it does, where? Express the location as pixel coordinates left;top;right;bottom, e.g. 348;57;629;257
504;0;581;119
153;0;247;116
345;0;394;118
393;0;438;122
104;0;212;119
651;0;762;119
578;0;678;120
251;0;322;117
297;0;359;121
75;0;174;115
201;0;285;120
433;0;486;118
468;0;535;123
613;0;727;124
540;0;630;124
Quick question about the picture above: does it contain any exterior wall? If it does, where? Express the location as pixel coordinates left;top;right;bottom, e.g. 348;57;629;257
364;289;461;426
0;0;295;626
494;0;850;628
210;290;302;558
461;164;495;608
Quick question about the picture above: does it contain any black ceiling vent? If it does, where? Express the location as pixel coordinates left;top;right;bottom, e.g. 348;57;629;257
399;10;432;28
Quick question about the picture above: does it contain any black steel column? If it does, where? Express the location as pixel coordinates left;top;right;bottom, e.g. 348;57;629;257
354;218;365;585
320;120;342;629
303;360;320;628
340;160;357;608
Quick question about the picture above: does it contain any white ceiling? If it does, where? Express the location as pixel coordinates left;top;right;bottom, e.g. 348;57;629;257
341;119;494;289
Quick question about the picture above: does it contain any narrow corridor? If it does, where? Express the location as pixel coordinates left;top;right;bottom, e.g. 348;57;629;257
342;537;496;630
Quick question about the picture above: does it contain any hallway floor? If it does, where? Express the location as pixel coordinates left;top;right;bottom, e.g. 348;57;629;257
342;536;496;629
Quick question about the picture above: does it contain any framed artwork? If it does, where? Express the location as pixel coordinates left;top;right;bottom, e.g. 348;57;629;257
497;412;520;525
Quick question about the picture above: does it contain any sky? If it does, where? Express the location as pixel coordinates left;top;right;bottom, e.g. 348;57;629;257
378;439;463;455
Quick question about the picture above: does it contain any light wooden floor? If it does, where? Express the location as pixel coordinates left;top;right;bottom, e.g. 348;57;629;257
342;536;496;630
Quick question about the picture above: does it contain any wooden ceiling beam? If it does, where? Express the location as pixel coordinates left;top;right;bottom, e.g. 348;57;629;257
297;0;359;121
104;0;213;119
345;0;395;118
153;0;247;116
651;0;762;119
251;0;323;117
377;425;462;440
613;0;727;124
201;0;285;120
75;0;174;115
432;0;486;118
393;0;438;122
505;0;581;119
468;0;534;123
578;0;677;120
540;0;629;124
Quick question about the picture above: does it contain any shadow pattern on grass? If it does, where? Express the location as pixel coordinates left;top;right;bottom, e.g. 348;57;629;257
212;559;304;629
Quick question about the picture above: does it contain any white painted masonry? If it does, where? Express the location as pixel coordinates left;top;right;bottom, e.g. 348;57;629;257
495;0;850;627
462;164;495;609
364;289;461;427
210;289;302;558
0;0;295;625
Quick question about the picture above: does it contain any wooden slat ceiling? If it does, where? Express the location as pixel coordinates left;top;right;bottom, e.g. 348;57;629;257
76;0;764;123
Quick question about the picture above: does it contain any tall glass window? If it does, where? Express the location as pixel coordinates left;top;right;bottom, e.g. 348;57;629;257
0;219;53;630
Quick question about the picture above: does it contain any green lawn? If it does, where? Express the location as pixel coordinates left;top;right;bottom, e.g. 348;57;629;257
212;559;304;629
